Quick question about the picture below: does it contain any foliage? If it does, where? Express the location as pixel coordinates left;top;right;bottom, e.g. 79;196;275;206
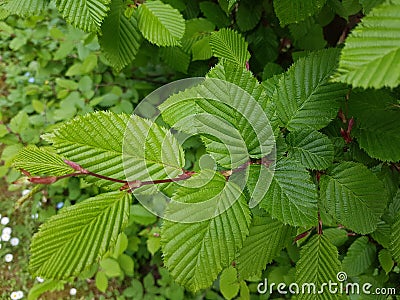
1;0;400;299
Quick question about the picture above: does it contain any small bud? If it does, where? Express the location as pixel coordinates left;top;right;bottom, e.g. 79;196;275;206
29;176;58;184
64;160;88;173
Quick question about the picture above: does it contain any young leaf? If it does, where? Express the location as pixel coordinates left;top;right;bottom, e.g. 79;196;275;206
29;191;130;279
95;270;108;292
286;129;334;170
219;266;240;300
3;0;48;16
161;170;251;292
273;48;348;131
28;280;65;300
138;0;185;46
260;158;318;227
236;212;294;279
342;236;376;276
100;0;142;71
378;249;394;274
333;0;400;88
320;162;387;234
210;28;250;66
55;0;111;32
273;0;327;26
13;145;74;176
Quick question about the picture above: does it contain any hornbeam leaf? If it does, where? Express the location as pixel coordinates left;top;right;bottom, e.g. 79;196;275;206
210;28;250;66
286;129;334;170
320;162;387;234
333;0;400;88
390;213;400;263
296;235;341;300
342;236;376;276
100;0;142;71
13;145;74;176
138;0;185;46
236;212;294;279
55;0;111;32
29;191;130;279
273;0;327;26
161;170;251;292
3;0;48;16
273;48;348;131
260;158;318;227
43;111;184;190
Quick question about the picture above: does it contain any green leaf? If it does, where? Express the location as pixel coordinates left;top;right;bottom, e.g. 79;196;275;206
322;228;348;247
138;0;185;46
118;254;134;276
378;249;393;274
113;232;128;258
342;236;376;276
95;270;108;292
100;257;122;277
191;37;213;61
260;158;318;227
273;48;348;131
130;204;157;225
210;28;250;66
296;235;341;300
273;0;327;26
236;212;294;279
320;162;387;234
159;72;274;169
100;0;142;71
286;129;334;170
219;266;240;300
161;170;251;292
390;213;400;263
13;145;74;176
333;0;400;88
236;0;262;32
29;191;130;279
199;1;230;28
55;0;111;32
160;46;190;73
43;111;184;190
3;0;48;16
147;235;161;255
28;280;65;300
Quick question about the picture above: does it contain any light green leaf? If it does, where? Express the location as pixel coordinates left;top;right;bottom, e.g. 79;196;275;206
28;280;65;300
138;0;185;46
100;257;122;277
147;235;161;255
333;0;400;88
44;111;184;190
296;235;341;300
113;232;128;258
55;0;111;32
260;158;318;227
273;48;348;131
220;266;240;300
390;213;400;263
236;212;294;279
191;37;213;61
286;129;334;170
118;254;134;276
161;170;251;292
210;28;250;66
320;162;387;234
100;0;142;71
378;249;393;274
130;204;157;226
29;191;130;279
95;270;108;292
273;0;327;26
13;145;74;176
3;0;48;16
342;236;376;276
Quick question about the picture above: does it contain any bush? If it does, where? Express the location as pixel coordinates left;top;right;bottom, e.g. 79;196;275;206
1;0;400;299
